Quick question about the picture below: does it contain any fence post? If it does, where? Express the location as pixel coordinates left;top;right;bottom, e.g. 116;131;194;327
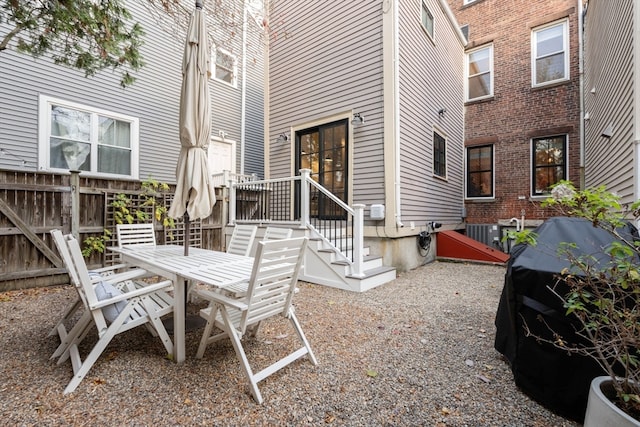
299;169;311;228
351;204;365;278
228;175;237;225
70;170;80;239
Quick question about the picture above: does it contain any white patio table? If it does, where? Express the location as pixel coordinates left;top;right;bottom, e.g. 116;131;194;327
108;245;254;363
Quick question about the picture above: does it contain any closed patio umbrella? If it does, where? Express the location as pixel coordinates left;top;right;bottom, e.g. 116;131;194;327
168;0;215;250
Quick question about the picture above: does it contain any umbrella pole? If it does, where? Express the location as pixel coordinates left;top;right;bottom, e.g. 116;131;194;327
182;212;206;331
184;214;190;256
184;213;189;306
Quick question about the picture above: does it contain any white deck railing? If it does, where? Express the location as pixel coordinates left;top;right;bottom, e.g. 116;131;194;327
227;169;365;277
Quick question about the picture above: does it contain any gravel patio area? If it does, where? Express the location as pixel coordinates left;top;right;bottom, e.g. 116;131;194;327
1;261;581;426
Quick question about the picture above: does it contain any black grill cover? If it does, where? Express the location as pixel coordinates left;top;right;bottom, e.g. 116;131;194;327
494;216;638;422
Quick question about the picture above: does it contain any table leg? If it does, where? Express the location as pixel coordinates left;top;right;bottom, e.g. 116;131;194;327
173;278;186;363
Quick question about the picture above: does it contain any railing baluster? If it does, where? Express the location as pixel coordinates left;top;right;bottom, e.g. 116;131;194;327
228;169;361;270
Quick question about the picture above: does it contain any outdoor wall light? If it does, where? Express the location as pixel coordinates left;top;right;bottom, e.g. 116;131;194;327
351;113;365;126
218;130;226;140
276;133;289;143
438;108;447;118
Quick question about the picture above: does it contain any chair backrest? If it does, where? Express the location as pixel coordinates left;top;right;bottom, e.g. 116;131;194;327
240;237;308;332
262;226;293;241
227;224;258;256
63;233;112;331
51;229;87;304
116;223;156;248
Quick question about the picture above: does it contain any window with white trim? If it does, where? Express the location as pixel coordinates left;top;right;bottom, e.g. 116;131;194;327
532;135;567;195
421;1;434;39
466;145;494;198
433;131;447;178
38;95;139;178
532;20;569;87
213;47;237;87
466;44;493;101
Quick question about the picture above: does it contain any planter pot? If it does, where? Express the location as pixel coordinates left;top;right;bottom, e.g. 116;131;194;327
584;376;640;427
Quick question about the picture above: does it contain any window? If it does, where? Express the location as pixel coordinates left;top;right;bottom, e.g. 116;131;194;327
421;1;434;39
466;145;493;198
433;131;446;178
532;135;567;195
213;47;237;87
532;20;569;86
463;0;478;4
38;96;139;178
466;45;493;101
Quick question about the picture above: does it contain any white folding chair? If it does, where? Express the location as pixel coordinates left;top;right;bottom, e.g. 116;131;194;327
262;226;293;241
52;231;175;394
48;230;147;340
226;224;258;256
194;237;317;404
116;223;156;248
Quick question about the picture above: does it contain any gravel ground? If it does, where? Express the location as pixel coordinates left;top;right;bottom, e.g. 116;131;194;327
0;261;581;426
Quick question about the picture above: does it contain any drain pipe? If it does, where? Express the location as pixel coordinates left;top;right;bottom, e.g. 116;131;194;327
239;0;248;174
578;0;585;188
393;0;404;228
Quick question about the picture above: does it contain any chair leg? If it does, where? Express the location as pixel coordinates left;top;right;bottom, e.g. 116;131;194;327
48;299;82;337
288;309;318;366
219;306;263;404
196;303;220;359
51;311;92;360
246;321;261;338
63;304;134;394
139;296;173;355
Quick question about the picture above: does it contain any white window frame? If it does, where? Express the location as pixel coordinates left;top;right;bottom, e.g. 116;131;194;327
421;1;434;40
465;44;494;102
531;19;569;87
37;95;139;179
432;128;447;180
213;47;238;88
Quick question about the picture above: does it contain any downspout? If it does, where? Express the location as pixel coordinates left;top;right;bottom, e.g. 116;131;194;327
634;0;640;204
240;1;248;174
578;0;585;189
393;0;404;228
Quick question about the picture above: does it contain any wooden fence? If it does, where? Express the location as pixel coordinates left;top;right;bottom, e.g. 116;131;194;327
0;170;224;291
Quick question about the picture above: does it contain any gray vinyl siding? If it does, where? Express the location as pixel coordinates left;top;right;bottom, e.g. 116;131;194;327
0;2;182;183
583;0;637;204
209;1;258;177
268;0;385;206
0;1;264;183
397;0;465;223
243;17;266;179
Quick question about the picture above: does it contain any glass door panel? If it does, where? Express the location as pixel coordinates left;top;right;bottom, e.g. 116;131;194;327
295;120;348;219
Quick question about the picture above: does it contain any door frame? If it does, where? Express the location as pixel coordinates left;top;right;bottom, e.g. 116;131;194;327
289;111;355;209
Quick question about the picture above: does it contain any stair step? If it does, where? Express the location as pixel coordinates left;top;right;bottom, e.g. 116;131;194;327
346;265;396;280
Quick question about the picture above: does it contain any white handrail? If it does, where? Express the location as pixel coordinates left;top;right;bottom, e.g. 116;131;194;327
228;169;366;277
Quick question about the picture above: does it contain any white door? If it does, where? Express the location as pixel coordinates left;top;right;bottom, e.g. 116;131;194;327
208;138;236;174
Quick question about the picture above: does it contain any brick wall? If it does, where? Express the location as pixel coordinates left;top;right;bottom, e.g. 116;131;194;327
447;0;582;225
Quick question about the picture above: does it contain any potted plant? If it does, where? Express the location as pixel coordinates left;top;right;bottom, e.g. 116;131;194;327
513;181;640;425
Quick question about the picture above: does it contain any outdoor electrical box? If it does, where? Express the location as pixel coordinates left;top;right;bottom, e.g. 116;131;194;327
370;204;385;220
